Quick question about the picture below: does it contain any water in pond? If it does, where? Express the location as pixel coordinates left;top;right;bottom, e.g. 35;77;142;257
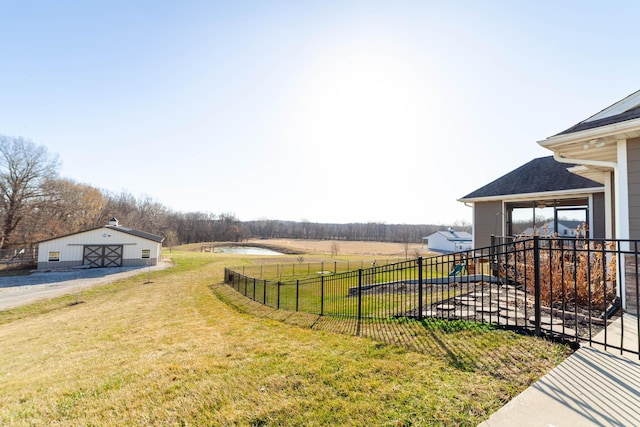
213;246;284;255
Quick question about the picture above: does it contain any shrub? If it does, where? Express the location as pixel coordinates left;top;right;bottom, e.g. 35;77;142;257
500;226;617;310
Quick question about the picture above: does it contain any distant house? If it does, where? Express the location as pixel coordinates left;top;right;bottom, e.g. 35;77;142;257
37;218;164;270
424;228;472;253
522;220;586;237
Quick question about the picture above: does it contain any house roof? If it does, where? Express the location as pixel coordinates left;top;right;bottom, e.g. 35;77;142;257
427;230;472;242
38;224;165;244
459;156;603;201
537;89;640;184
556;105;640;136
555;89;640;136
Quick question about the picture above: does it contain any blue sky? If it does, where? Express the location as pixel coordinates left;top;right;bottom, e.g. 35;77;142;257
1;1;639;225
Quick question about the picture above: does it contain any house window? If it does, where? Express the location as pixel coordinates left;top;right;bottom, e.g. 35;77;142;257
141;249;151;259
48;251;60;262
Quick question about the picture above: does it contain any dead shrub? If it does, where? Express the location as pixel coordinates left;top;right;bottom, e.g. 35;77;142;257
500;225;617;310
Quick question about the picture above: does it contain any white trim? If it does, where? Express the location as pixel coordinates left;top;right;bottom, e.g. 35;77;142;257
538;118;640;148
458;187;604;204
604;171;613;239
616;140;629;308
616;139;630;241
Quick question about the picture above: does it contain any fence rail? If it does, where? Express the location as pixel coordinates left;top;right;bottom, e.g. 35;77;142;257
224;236;640;358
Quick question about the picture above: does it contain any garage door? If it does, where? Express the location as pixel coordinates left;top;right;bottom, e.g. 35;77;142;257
83;245;123;267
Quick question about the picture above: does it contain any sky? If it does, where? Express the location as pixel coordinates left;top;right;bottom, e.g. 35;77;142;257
1;1;640;225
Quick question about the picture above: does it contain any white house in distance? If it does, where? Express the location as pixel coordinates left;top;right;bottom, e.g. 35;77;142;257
521;220;586;237
37;218;164;270
423;228;473;253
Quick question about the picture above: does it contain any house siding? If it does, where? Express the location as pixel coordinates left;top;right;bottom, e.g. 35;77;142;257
628;137;640;240
473;201;502;249
427;234;453;252
592;192;606;239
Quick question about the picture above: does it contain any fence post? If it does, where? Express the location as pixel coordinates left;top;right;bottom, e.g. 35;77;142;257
253;278;256;301
296;279;299;312
357;269;363;336
263;279;267;304
277;281;281;309
320;275;325;316
533;236;542;336
418;257;423;321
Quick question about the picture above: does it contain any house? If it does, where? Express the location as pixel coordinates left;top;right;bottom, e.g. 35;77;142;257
538;89;640;242
522;220;586;237
424;228;472;253
458;156;605;248
37;218;164;270
461;88;640;315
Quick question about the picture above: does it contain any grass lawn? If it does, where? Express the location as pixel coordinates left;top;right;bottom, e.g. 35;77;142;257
0;250;571;426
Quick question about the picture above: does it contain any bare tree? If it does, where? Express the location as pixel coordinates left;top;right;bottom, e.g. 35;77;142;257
330;241;339;257
18;178;104;242
397;224;413;259
0;135;60;248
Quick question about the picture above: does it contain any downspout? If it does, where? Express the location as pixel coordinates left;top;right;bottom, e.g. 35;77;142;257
552;151;617;172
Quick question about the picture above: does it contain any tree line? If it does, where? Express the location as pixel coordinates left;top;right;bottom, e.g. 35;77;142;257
0;134;468;250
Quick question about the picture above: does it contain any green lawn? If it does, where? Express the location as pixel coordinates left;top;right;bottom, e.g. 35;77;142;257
0;250;570;426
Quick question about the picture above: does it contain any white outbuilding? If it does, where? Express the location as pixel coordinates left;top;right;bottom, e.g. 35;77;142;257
37;218;164;270
423;228;472;253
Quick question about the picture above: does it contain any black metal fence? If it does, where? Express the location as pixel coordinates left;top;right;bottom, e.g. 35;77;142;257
224;236;640;358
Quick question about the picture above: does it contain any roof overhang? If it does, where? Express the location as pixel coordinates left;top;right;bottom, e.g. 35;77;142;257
458;187;604;204
538;117;640;163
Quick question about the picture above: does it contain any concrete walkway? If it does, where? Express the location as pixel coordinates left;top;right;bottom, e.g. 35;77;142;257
479;315;640;427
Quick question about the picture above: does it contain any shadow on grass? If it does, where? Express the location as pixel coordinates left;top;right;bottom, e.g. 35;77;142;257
211;283;571;384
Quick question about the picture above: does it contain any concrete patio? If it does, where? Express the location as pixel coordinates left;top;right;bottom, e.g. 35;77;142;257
479;314;640;427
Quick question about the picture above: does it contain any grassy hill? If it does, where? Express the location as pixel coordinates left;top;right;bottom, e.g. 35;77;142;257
0;248;570;426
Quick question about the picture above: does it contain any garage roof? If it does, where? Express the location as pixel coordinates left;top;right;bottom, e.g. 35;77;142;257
38;224;165;244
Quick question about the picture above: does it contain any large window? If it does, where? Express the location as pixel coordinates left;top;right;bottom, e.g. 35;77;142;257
506;198;589;238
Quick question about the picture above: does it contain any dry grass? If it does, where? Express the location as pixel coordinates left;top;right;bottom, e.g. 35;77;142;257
0;248;571;426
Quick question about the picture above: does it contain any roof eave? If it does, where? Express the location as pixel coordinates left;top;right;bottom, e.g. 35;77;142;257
458;187;605;204
539;118;640;149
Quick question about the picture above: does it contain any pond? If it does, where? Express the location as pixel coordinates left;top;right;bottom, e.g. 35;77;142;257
212;246;284;255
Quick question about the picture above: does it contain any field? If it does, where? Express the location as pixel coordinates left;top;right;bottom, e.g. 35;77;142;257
0;240;571;426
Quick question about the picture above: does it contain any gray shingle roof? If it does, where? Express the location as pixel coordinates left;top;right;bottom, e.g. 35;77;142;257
460;156;603;200
556;105;640;136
